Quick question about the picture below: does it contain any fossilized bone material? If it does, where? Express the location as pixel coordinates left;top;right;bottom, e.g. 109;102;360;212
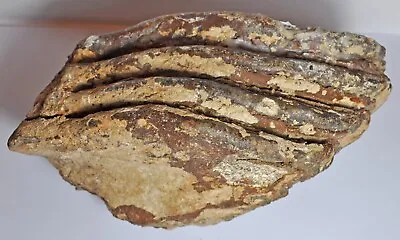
8;12;391;228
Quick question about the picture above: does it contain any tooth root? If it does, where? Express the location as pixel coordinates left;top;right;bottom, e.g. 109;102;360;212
8;104;335;227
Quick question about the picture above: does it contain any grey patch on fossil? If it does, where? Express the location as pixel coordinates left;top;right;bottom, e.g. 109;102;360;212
213;156;288;187
84;35;100;48
257;131;324;162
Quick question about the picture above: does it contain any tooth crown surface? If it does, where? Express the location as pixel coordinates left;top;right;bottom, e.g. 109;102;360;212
8;11;391;228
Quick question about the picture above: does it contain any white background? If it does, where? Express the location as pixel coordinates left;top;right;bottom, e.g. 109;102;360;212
0;1;399;239
1;0;400;34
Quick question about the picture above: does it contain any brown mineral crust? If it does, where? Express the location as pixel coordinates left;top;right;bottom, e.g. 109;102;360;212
69;12;386;75
112;205;157;226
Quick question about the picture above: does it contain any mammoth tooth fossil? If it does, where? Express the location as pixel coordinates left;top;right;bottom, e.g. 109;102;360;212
8;11;391;228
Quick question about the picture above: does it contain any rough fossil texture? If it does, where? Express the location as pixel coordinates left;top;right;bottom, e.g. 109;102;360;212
8;11;392;228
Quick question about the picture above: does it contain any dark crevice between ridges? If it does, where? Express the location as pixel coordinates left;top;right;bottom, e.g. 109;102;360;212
70;69;212;93
71;42;381;76
23;71;363;146
69;69;362;114
23;69;364;147
25;114;62;121
26;98;328;146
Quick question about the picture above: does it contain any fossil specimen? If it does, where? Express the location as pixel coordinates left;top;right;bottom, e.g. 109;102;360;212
8;12;391;228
